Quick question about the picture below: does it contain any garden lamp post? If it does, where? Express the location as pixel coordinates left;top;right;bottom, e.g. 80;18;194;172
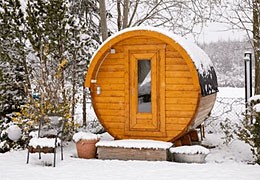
244;51;253;108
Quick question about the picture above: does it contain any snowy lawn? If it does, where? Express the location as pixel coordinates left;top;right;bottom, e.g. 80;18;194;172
1;87;259;179
1;133;260;180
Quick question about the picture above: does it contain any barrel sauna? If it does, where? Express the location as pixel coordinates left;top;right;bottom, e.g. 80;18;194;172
85;27;218;142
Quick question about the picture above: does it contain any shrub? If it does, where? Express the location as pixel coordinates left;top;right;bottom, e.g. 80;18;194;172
0;117;29;153
237;96;260;164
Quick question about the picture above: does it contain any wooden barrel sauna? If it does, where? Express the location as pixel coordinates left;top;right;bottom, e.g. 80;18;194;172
84;27;218;142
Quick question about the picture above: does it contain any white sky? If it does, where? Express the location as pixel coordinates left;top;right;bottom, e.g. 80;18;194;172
187;22;249;44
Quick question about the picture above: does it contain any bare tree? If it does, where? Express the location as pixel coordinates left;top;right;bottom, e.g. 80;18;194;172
253;0;260;94
213;0;260;94
100;0;217;37
100;0;108;41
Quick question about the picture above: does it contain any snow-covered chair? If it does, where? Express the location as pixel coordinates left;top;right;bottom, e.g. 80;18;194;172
26;114;67;167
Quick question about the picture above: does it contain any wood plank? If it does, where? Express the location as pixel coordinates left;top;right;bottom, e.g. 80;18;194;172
166;45;176;51
166;97;197;104
93;90;125;97
132;121;158;129
180;134;192;145
97;77;125;84
197;101;214;112
105;122;124;129
159;47;166;136
165;85;195;91
117;37;164;46
108;129;124;137
107;53;124;59
189;130;200;142
124;46;130;133
166;111;194;118
97;84;125;91
99;64;125;72
165;71;192;78
166;58;186;65
99;115;125;122
166;104;196;111
165;65;189;71
97;109;125;116
166;51;182;58
199;94;217;106
102;58;125;65
124;130;166;137
94;96;125;103
98;72;125;78
195;107;212;118
166;117;191;124
136;113;152;119
166;124;186;131
97;146;168;161
163;130;180;138
95;103;125;110
166;77;193;85
165;91;199;98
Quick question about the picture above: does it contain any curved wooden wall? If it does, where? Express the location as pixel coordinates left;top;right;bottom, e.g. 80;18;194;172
86;30;216;142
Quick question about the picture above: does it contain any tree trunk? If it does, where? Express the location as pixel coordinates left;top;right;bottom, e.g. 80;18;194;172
122;0;129;29
21;51;31;96
117;0;122;31
71;50;77;129
82;82;87;127
253;0;260;94
99;0;108;41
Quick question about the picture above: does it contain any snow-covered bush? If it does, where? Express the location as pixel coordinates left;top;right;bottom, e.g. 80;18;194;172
14;98;76;141
220;118;236;145
86;118;105;134
0;117;28;153
6;125;22;142
237;95;260;164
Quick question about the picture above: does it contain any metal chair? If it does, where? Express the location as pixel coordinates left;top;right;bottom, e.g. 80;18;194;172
26;114;66;167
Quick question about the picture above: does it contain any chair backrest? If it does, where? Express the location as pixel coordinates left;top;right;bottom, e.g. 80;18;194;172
38;114;66;138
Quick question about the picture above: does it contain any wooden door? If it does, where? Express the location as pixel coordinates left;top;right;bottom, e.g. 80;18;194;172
125;45;166;137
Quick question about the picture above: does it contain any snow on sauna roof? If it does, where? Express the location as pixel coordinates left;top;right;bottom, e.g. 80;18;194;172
91;26;213;75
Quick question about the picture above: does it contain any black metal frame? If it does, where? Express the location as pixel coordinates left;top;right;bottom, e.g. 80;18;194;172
26;114;66;167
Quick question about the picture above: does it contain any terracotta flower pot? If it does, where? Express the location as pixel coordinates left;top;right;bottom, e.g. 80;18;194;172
76;139;99;159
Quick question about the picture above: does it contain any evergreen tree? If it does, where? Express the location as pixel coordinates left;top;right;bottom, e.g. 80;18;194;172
0;0;28;117
67;0;100;126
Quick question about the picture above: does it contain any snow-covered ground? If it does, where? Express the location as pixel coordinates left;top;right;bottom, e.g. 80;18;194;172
1;87;260;179
0;133;259;180
218;87;245;98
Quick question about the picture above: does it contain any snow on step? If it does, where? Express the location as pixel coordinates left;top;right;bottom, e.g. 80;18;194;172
170;145;210;155
96;139;173;150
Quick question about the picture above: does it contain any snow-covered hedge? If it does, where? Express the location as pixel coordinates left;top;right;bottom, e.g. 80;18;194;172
238;95;260;164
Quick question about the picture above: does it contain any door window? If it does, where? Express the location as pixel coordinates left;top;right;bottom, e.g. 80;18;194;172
138;60;151;113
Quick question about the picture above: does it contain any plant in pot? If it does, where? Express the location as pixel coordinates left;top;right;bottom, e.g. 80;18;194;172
73;132;100;159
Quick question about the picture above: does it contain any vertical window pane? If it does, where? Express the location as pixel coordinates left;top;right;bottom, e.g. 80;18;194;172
138;60;151;113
